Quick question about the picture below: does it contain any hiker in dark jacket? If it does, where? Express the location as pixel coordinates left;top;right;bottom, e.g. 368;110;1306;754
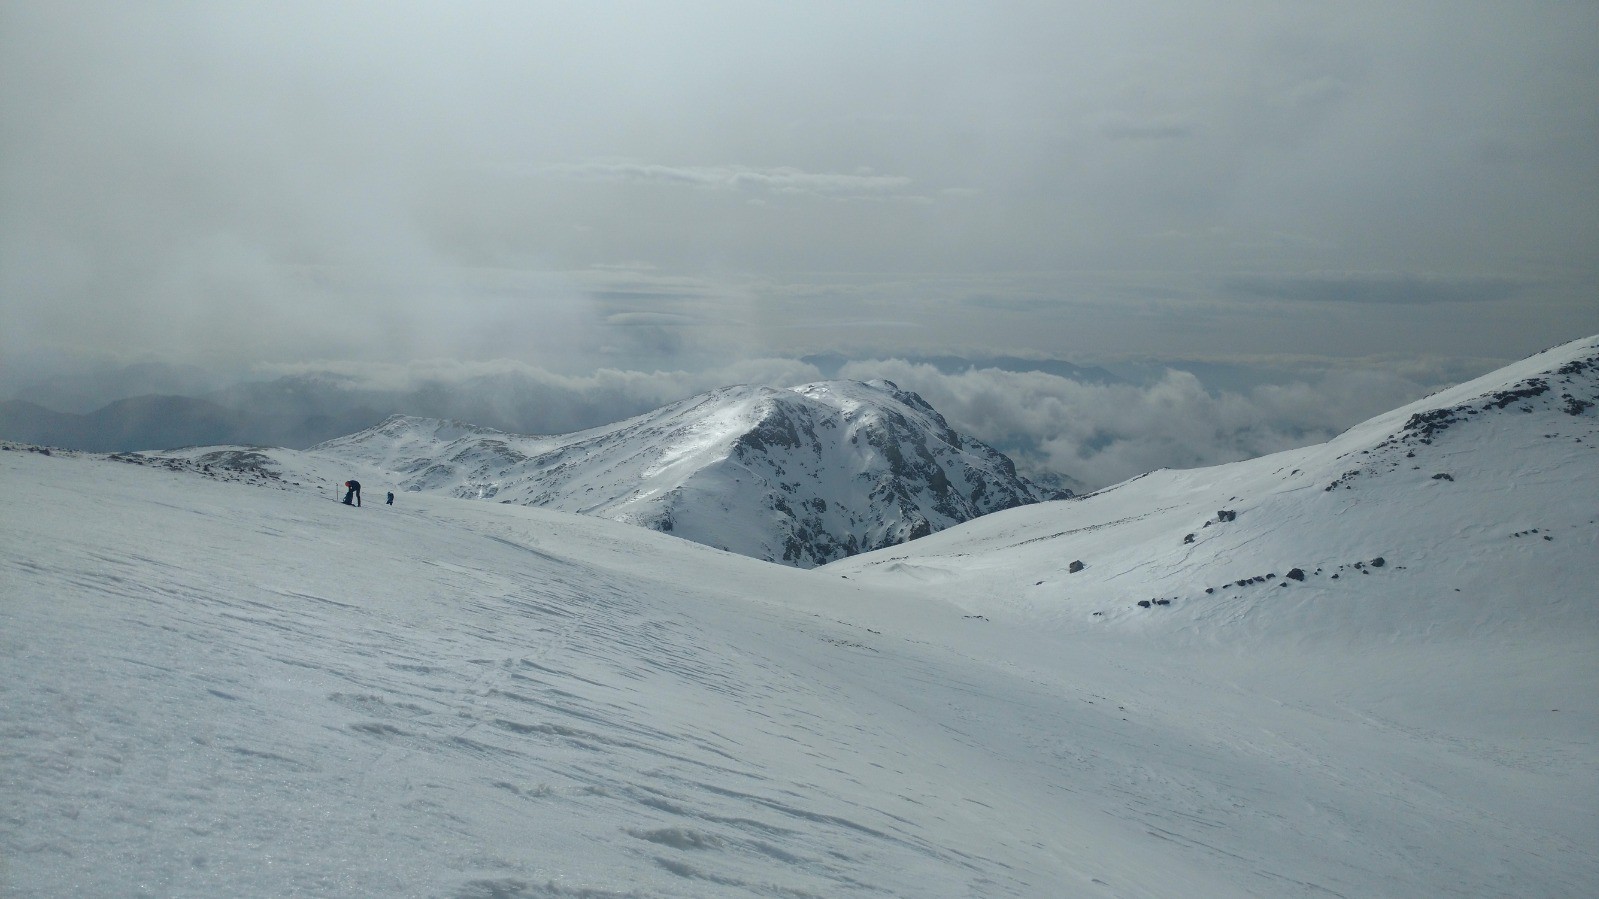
343;480;362;506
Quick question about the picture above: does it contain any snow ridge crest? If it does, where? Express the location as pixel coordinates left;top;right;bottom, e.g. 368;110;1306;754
316;379;1064;567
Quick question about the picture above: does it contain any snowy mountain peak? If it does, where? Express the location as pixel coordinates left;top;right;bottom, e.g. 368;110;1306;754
310;379;1062;567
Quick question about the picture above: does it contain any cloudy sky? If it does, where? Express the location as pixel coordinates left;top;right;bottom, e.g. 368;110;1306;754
2;2;1596;483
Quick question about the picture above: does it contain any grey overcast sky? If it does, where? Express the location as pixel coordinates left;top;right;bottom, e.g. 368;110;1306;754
3;1;1597;384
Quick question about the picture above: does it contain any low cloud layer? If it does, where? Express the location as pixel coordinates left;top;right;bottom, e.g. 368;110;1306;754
247;356;828;437
3;3;1595;379
1226;274;1528;305
835;360;1434;490
0;4;1591;484
1;343;1480;491
244;355;1443;492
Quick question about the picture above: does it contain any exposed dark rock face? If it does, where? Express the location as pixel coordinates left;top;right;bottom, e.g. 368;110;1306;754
191;449;280;476
1351;350;1598;483
1325;470;1362;491
720;383;1065;566
1386;358;1595;456
1400;407;1464;443
1482;380;1551;410
99;447;294;489
1069;560;1085;573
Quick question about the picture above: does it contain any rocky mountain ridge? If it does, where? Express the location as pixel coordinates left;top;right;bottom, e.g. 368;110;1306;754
307;379;1065;567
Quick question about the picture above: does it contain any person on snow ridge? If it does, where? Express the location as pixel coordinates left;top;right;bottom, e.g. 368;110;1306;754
343;479;361;506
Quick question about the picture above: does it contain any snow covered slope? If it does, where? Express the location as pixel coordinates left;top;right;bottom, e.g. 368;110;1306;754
307;379;1061;567
829;335;1599;646
3;341;1597;898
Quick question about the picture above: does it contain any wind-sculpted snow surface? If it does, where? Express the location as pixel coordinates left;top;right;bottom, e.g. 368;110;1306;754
3;338;1598;898
3;446;1255;898
310;379;1063;567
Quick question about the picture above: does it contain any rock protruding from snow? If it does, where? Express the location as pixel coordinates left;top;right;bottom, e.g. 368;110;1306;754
311;380;1065;567
827;335;1599;643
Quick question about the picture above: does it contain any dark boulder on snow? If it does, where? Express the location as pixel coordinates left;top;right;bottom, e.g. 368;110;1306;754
1287;568;1306;581
1217;509;1237;522
1369;557;1385;568
1069;560;1085;573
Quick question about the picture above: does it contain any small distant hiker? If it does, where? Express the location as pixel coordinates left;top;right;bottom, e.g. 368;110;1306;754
343;479;362;506
386;491;394;505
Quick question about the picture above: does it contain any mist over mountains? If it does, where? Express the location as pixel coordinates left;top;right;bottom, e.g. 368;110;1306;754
6;2;1592;887
800;352;1123;384
149;379;1065;568
6;337;1595;898
1;352;1465;492
107;336;1599;577
836;335;1599;634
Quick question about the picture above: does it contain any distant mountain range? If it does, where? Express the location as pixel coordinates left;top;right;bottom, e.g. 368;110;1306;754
0;395;338;453
25;337;1596;581
0;383;386;452
0;355;1119;456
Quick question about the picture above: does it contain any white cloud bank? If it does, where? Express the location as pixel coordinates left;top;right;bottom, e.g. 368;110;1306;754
837;360;1432;490
249;355;1438;492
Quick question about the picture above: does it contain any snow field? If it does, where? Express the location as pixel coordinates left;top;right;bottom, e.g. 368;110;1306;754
5;443;1595;897
4;336;1597;897
0;450;1216;896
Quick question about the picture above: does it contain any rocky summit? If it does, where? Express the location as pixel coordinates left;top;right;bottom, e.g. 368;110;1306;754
306;379;1065;567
